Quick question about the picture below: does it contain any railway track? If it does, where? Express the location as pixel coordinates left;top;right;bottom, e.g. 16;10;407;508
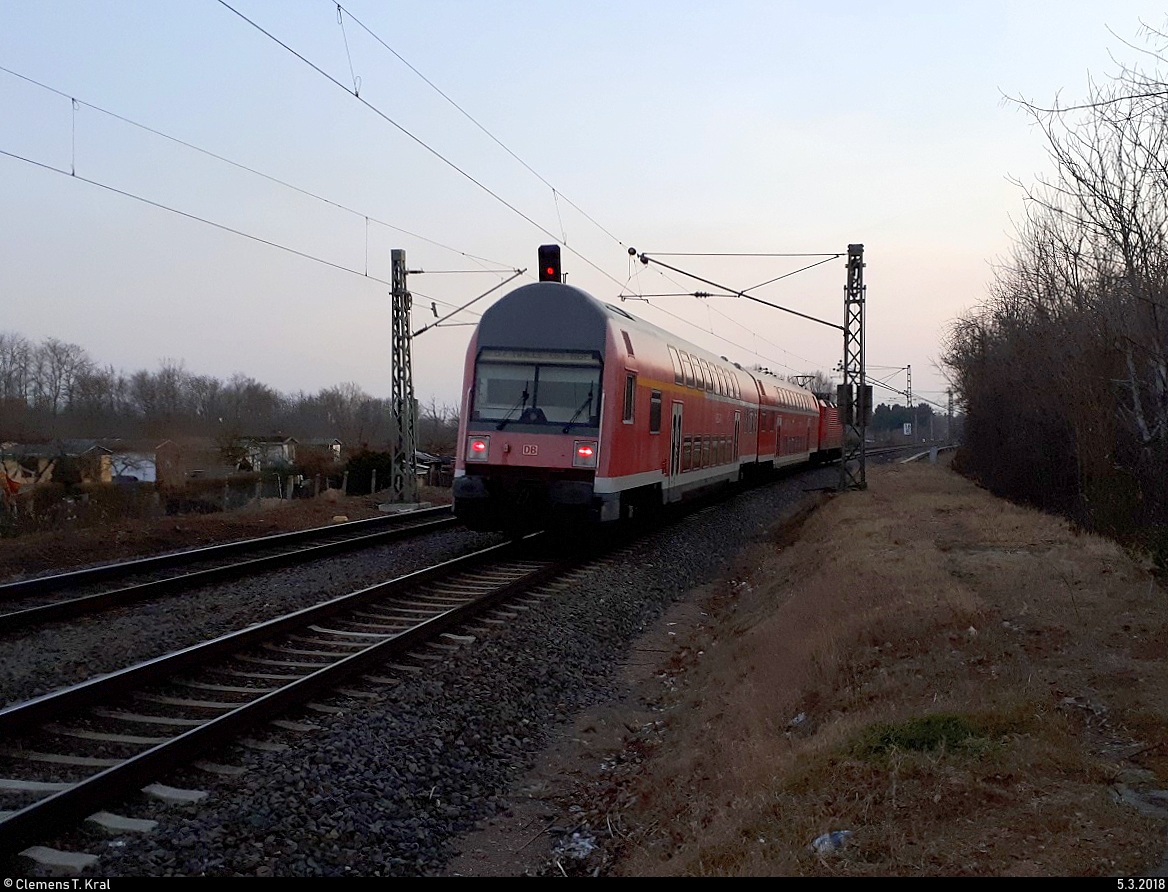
0;533;569;864
0;506;458;635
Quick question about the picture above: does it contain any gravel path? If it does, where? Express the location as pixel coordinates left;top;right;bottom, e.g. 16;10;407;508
7;469;836;877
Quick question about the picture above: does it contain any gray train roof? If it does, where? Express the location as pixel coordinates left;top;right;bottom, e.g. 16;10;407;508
476;282;611;352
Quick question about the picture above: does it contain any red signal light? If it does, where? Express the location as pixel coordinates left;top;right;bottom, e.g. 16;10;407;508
538;245;562;282
471;439;487;452
576;444;594;458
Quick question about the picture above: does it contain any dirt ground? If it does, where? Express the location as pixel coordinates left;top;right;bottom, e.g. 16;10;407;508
445;458;1168;877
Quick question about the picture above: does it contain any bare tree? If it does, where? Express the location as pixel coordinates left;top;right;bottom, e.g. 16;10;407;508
417;396;459;455
31;338;93;423
0;332;32;403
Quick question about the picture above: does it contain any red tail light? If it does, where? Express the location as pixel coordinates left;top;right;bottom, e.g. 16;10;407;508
466;436;490;462
573;440;598;468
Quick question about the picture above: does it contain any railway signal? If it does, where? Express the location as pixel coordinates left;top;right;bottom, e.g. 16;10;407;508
538;244;562;282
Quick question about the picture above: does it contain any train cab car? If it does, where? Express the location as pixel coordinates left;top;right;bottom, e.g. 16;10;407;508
453;281;755;531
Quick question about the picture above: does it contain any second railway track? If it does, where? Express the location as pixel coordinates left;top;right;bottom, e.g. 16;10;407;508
0;506;459;635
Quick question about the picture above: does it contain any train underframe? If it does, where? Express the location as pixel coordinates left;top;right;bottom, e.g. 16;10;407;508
455;448;841;533
454;465;685;532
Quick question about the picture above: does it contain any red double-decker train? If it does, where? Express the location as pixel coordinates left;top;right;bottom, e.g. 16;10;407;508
452;277;842;531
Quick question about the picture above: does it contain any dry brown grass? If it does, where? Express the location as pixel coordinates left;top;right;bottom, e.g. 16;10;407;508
596;460;1168;876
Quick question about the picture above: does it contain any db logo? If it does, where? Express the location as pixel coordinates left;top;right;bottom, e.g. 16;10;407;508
522;444;539;456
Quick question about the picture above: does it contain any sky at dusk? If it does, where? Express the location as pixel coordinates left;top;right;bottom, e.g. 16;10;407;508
3;1;1166;415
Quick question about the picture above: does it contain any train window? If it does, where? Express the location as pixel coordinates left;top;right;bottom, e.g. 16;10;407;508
649;390;662;434
623;373;636;424
621;330;635;357
474;356;601;425
668;346;683;384
701;437;710;468
682;437;692;471
715;367;726;397
700;359;712;392
681;352;696;389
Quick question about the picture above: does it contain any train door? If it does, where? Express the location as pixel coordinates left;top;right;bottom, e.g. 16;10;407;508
669;401;683;500
733;411;741;476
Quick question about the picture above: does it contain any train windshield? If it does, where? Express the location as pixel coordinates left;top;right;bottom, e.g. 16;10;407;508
474;350;601;426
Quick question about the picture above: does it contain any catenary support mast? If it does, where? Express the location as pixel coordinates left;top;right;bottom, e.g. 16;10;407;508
838;244;868;490
391;248;418;503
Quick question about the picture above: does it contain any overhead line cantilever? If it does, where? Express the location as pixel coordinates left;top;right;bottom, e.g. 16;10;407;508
637;253;844;331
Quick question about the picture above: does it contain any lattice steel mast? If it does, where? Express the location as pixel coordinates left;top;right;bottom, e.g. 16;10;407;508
391;248;418;503
838;244;868;490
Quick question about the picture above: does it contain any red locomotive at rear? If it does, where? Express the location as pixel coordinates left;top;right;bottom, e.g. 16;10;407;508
452;276;840;532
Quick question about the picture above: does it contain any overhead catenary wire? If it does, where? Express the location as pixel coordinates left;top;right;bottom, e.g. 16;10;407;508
620;254;838;376
333;1;629;251
744;254;842;293
644;252;843;257
412;270;525;338
0;149;393;285
639;253;845;331
870;377;949;411
621;291;832;374
0;145;474;318
0;64;517;273
6;39;838;380
638;298;815;379
217;0;631;295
